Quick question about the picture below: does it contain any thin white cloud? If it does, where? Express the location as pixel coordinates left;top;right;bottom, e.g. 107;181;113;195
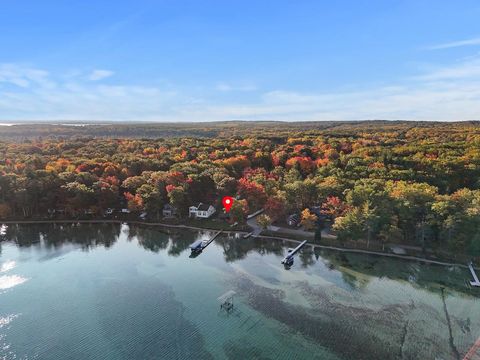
414;58;480;81
216;81;257;92
88;69;114;81
178;56;480;121
0;63;54;88
1;56;480;121
429;37;480;50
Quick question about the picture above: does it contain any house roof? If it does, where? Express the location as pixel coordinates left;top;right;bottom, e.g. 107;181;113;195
197;203;211;211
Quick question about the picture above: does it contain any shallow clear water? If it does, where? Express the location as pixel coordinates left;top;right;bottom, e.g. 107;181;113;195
0;223;479;360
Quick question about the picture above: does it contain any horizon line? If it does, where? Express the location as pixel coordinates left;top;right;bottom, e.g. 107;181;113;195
1;119;480;125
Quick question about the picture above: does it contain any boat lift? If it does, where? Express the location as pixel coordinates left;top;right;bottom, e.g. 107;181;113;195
281;240;308;267
189;231;222;254
468;261;480;287
218;290;236;312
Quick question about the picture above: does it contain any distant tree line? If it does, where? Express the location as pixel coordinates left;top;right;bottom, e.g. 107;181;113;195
0;121;479;255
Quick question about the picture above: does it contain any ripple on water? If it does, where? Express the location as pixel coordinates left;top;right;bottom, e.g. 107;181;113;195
0;314;20;360
0;314;19;328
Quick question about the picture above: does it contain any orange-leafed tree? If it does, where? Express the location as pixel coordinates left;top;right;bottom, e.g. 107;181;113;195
237;178;267;211
124;192;143;212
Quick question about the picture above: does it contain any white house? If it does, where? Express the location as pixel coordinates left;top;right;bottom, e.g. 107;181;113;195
189;203;216;219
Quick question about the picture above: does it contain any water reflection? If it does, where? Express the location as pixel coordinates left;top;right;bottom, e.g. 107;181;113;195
1;224;479;360
130;225;213;256
0;257;27;293
316;249;477;296
2;223;121;250
128;225;170;253
0;223;478;298
214;235;284;262
0;275;28;290
0;260;16;273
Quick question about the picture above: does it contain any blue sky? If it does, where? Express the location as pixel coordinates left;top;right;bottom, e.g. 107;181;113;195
1;0;480;121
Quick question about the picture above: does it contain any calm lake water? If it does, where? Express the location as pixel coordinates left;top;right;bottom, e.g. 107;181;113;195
0;223;479;360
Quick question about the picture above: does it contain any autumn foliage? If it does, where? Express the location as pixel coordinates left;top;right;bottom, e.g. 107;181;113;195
0;121;479;255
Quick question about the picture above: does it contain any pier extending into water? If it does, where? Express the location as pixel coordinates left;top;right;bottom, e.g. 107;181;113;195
281;240;308;266
190;231;222;253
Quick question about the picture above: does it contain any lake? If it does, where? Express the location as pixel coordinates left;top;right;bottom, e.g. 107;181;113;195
1;223;479;359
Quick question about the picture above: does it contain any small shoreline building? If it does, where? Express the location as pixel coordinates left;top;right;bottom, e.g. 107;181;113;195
162;204;177;218
287;213;300;227
189;203;216;219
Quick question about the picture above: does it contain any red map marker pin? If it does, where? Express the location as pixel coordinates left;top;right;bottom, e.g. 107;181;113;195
222;196;234;212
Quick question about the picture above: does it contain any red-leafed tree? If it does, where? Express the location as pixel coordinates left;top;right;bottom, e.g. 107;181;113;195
165;184;177;193
237;178;267;211
264;196;286;221
165;171;186;186
285;156;315;176
321;196;349;219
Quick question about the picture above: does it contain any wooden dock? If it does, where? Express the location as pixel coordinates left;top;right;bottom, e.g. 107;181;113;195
281;240;308;265
242;232;253;239
468;262;480;287
190;231;222;252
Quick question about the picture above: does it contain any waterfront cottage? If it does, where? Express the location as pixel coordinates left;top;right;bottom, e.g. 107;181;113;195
287;213;300;227
162;204;177;218
189;203;216;218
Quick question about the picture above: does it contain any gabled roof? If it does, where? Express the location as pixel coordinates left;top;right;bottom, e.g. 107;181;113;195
197;203;211;211
190;202;214;211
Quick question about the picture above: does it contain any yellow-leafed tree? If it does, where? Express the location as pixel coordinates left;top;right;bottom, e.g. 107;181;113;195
300;208;317;231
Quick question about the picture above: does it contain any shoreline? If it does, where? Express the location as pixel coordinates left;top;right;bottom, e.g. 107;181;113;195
0;219;249;234
0;219;475;270
257;235;474;269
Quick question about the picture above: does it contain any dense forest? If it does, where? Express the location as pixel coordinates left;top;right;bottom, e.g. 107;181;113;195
0;121;479;256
